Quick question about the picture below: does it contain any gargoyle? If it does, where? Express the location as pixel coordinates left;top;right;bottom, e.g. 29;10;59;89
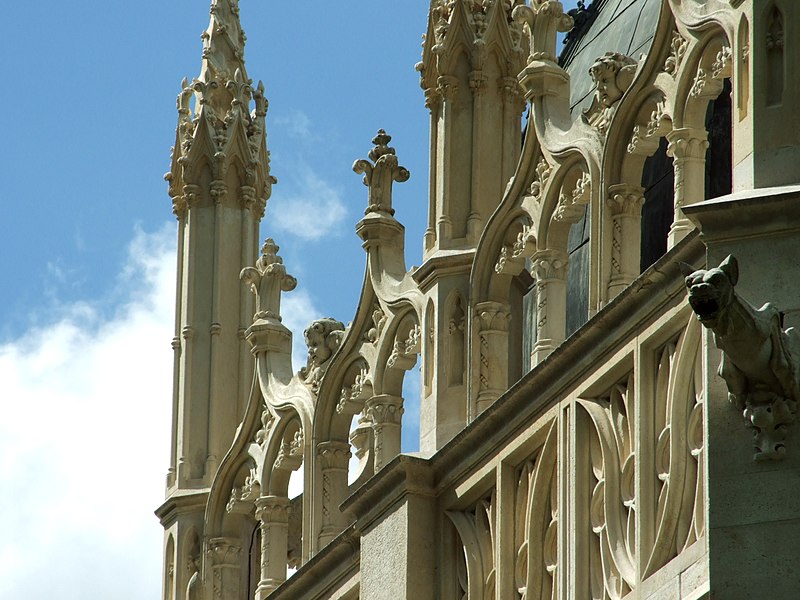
681;255;800;460
299;318;345;392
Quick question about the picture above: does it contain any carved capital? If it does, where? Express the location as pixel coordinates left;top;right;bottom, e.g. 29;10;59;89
437;75;460;102
206;537;242;567
606;184;645;217
240;185;256;211
469;70;487;94
317;441;352;470
530;250;568;282
255;496;290;524
352;129;410;217
365;394;404;426
666;128;709;161
475;301;512;333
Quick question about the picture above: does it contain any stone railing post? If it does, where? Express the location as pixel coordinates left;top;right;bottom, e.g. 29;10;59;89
254;496;290;600
206;537;242;600
606;184;646;298
365;394;404;471
667;127;708;247
317;441;352;547
475;301;512;413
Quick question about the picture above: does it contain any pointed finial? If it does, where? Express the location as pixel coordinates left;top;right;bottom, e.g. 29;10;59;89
240;238;297;324
199;0;249;85
353;130;410;217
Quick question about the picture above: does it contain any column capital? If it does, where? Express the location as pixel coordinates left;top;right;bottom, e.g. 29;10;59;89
475;300;511;332
530;249;568;282
666;128;709;160
255;495;290;523
365;394;404;425
317;440;352;470
206;537;242;567
606;183;645;216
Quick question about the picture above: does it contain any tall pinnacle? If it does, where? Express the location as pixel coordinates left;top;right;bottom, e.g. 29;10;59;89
199;0;249;84
167;0;274;221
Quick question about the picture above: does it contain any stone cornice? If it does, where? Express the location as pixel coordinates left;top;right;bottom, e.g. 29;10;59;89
683;185;800;242
155;489;210;527
412;249;475;292
340;455;434;534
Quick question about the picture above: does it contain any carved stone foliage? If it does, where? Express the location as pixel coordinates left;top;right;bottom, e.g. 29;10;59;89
627;96;670;155
663;30;688;76
495;158;551;275
352;130;410;217
240;239;297;324
449;490;497;600
365;303;387;344
515;421;558;600
553;171;591;223
583;52;637;135
580;375;637;600
299;318;346;393
336;361;373;415
647;319;704;575
682;255;800;460
387;324;422;371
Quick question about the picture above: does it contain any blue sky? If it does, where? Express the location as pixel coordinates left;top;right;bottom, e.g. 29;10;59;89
1;1;579;597
1;2;429;597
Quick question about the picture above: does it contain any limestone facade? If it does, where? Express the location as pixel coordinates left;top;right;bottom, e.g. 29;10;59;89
157;1;800;598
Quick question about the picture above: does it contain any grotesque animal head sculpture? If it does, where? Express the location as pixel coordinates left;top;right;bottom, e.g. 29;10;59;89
680;254;739;330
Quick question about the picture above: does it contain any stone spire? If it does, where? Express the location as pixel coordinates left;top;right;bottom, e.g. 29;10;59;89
201;0;248;79
159;2;275;597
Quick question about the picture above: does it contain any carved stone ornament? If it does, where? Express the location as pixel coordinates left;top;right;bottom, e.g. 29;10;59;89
240;239;297;324
352;129;410;217
299;318;345;392
583;52;637;134
681;256;800;460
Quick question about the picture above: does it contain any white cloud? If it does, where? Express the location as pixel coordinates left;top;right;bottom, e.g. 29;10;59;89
0;224;176;600
270;167;348;241
274;109;313;140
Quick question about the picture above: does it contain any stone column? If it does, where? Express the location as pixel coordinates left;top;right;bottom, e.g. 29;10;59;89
206;537;242;600
606;184;646;299
254;496;290;600
317;441;352;547
475;301;512;413
530;250;568;366
666;128;708;248
365;394;404;471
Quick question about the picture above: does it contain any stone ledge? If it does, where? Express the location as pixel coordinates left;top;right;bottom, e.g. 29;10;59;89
340;454;434;535
684;184;800;242
154;488;209;527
